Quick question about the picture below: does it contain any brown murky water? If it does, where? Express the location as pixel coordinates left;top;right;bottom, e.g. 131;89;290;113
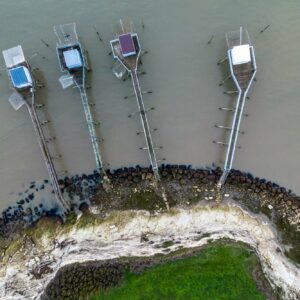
0;0;299;212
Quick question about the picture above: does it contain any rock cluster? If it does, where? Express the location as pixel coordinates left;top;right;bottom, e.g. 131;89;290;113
93;165;299;220
41;260;126;300
0;172;101;238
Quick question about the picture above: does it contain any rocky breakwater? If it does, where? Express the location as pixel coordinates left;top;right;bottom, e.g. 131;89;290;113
93;165;300;263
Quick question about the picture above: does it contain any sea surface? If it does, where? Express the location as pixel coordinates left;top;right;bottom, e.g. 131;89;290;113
0;0;299;213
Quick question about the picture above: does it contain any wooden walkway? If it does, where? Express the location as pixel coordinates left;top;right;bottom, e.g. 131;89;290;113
110;31;160;180
73;66;106;180
56;41;107;184
233;62;253;90
131;70;160;180
25;93;70;212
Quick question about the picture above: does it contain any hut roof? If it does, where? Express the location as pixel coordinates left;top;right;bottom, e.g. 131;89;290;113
119;33;136;57
231;44;251;65
63;49;83;69
9;66;32;89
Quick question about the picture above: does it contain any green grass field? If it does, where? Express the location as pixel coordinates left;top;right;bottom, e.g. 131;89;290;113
90;244;267;300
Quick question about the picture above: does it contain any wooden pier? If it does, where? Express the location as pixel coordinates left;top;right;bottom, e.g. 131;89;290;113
217;28;257;187
25;97;70;212
54;23;109;185
2;46;70;212
131;70;159;179
110;20;160;180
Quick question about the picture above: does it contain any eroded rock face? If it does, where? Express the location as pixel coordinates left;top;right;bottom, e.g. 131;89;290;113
0;203;299;300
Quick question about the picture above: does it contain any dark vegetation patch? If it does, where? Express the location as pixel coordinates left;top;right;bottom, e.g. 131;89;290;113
160;240;174;248
275;216;300;263
121;190;165;212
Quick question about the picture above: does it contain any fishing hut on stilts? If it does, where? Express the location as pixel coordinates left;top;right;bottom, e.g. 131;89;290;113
217;27;257;188
2;45;70;212
54;23;109;186
110;19;161;181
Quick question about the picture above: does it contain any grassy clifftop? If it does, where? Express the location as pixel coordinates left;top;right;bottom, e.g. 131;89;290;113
90;244;274;300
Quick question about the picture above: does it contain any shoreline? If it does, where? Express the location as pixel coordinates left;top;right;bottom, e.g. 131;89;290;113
0;166;299;299
1;166;300;263
2;165;300;219
0;201;299;299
